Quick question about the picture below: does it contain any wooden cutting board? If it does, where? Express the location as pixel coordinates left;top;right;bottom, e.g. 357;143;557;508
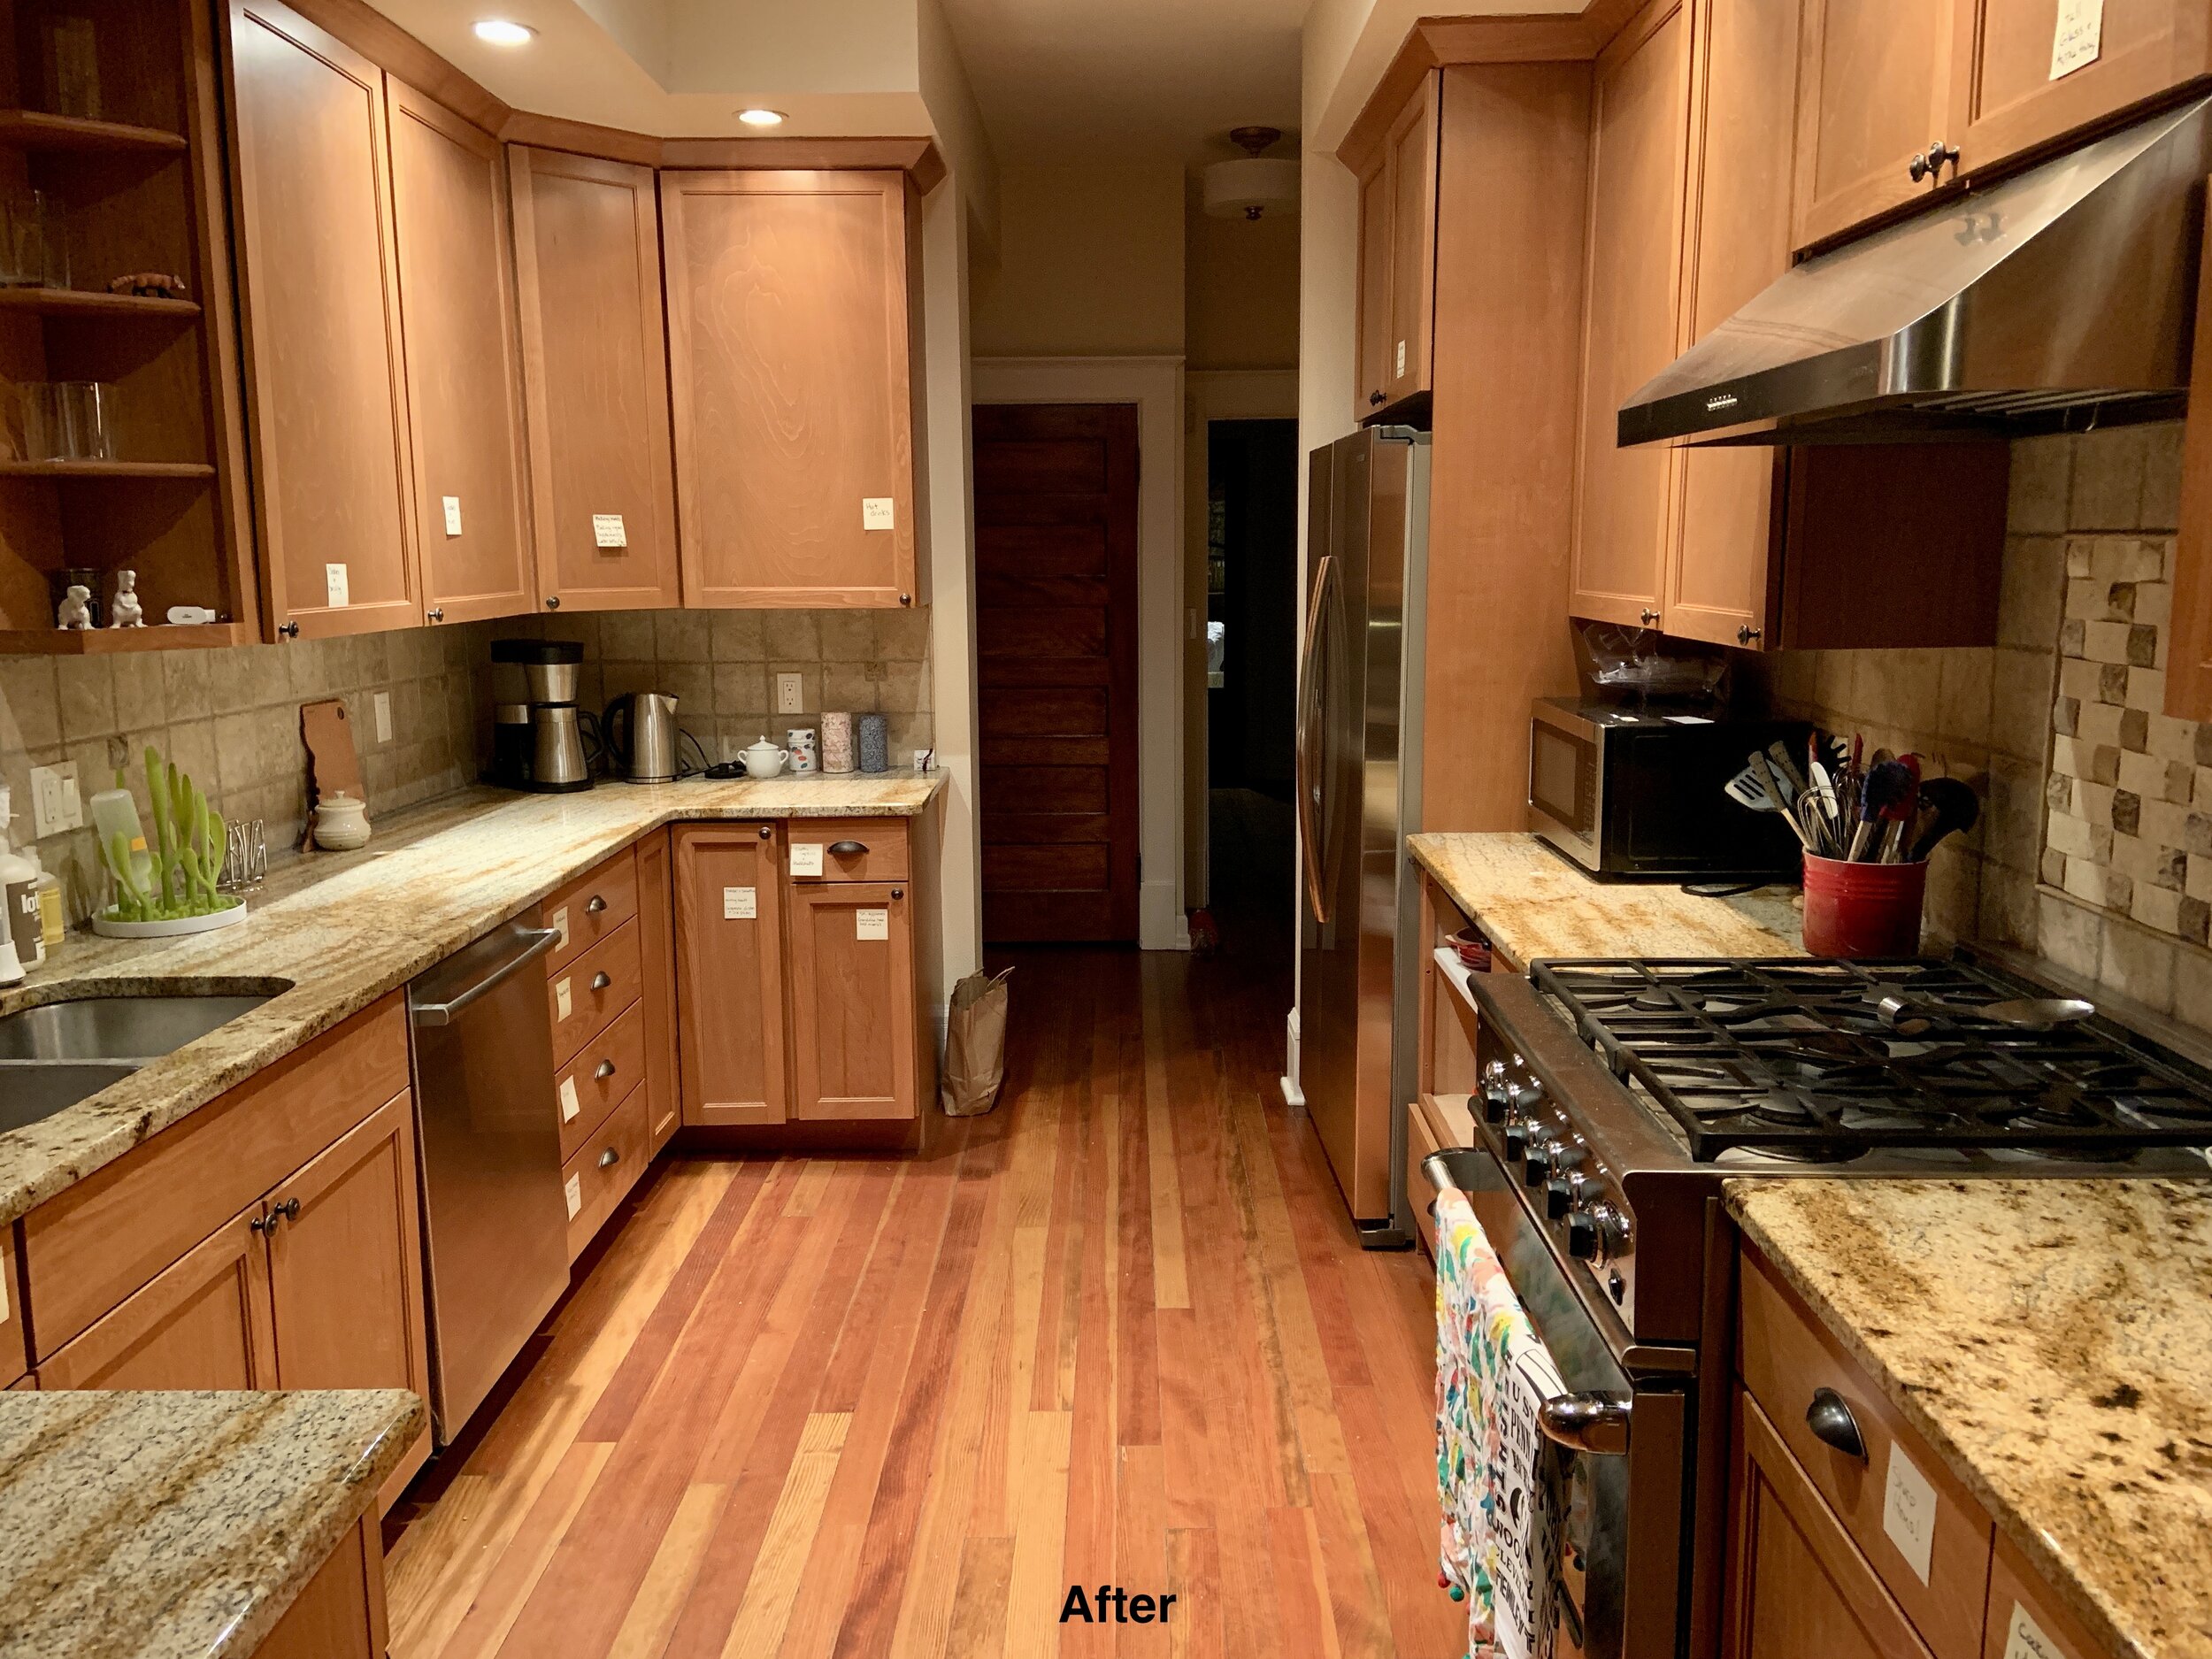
300;699;364;850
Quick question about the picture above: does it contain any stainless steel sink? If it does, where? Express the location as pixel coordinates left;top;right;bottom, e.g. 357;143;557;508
0;995;273;1063
0;1062;139;1133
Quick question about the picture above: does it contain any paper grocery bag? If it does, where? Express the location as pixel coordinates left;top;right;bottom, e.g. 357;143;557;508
941;966;1013;1117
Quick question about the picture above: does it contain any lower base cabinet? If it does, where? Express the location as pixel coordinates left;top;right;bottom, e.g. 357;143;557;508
787;879;917;1120
673;823;789;1125
257;1513;388;1659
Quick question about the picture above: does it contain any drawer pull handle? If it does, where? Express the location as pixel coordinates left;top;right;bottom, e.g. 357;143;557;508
829;841;867;857
599;1146;621;1169
1806;1387;1866;1460
591;972;612;991
595;1060;618;1079
586;895;607;914
1535;1392;1631;1455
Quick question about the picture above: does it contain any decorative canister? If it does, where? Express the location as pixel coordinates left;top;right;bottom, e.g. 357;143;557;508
821;711;856;773
857;713;889;774
786;726;819;774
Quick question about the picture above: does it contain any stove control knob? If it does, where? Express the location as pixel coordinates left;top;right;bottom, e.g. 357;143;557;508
1481;1079;1512;1123
1566;1210;1599;1258
1548;1143;1586;1175
1523;1145;1551;1187
1502;1123;1532;1163
1508;1079;1547;1113
1545;1176;1574;1219
1589;1202;1632;1263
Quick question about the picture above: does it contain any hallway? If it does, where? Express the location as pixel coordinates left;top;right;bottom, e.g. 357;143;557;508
382;915;1455;1657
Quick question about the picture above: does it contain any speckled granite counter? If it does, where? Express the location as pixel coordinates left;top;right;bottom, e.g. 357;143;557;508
1406;831;1803;969
0;1387;420;1659
0;775;942;1225
1729;1179;2212;1659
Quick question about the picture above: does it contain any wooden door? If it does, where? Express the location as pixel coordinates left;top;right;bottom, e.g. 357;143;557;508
1793;0;1960;250
1724;1389;1938;1659
387;81;533;625
1667;0;1798;649
1385;73;1439;404
662;170;919;608
672;824;789;1125
38;1204;277;1390
509;147;680;612
1570;0;1690;630
972;403;1141;943
227;0;419;640
634;827;682;1155
787;879;916;1120
1354;159;1393;419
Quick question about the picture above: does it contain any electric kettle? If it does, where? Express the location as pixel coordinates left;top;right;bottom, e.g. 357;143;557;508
602;692;681;784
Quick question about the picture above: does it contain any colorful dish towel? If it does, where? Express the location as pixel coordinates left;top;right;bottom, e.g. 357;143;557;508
1435;1187;1566;1659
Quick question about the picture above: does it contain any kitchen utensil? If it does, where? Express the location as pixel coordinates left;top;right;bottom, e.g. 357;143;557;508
1723;759;1775;813
1876;994;2095;1033
787;726;819;774
1766;741;1809;803
300;699;366;849
740;736;788;779
602;692;681;784
219;819;267;892
1909;777;1981;860
1878;755;1922;863
1450;926;1493;971
1847;759;1915;861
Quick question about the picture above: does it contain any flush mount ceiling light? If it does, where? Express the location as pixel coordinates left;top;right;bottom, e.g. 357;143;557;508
472;19;535;45
1202;126;1300;221
737;108;787;127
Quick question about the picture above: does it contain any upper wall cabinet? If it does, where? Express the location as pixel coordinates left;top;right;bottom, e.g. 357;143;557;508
1790;0;1958;251
227;0;419;640
1350;71;1439;421
660;170;921;608
509;148;680;613
386;81;533;626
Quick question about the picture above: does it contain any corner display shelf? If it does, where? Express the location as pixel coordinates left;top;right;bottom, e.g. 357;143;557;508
0;622;250;656
0;459;214;478
0;111;188;153
0;288;200;319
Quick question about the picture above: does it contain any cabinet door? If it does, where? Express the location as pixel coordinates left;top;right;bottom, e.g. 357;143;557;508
1793;0;1959;250
1949;1;2209;180
1386;73;1439;404
1724;1390;1939;1659
509;147;680;612
1354;158;1393;419
634;827;682;1155
38;1204;277;1391
662;171;919;608
1570;0;1691;629
787;879;916;1121
228;0;419;640
1668;0;1799;649
388;81;534;625
672;824;789;1126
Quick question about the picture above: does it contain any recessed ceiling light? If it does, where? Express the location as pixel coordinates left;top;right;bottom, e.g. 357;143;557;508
737;108;787;127
472;19;535;45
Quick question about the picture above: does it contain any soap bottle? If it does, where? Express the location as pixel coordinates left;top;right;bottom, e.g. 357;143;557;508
0;786;41;971
28;848;60;952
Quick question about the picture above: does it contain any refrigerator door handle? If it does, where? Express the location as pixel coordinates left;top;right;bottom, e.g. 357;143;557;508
1296;554;1338;924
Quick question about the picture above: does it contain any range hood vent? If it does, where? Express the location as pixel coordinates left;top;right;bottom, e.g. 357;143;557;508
1619;96;2212;448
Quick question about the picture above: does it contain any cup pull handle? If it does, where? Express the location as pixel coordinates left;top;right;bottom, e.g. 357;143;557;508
599;1146;621;1169
595;1060;617;1079
829;841;867;857
1806;1388;1867;1460
591;972;611;991
586;895;607;914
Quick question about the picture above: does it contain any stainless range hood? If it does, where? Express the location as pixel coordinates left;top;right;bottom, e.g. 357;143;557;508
1620;96;2212;448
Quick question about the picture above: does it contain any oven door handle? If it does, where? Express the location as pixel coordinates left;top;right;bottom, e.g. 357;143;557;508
1536;1391;1632;1455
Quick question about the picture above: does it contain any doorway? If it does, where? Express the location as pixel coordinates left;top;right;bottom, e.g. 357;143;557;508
972;403;1141;943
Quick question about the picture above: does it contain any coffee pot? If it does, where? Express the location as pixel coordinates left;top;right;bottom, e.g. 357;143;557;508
603;692;681;784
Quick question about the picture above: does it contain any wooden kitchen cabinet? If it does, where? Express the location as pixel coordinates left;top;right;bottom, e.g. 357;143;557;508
257;1516;387;1659
2166;193;2212;721
672;824;791;1126
227;0;419;639
661;170;922;608
634;828;683;1155
1790;0;1959;250
1349;70;1440;421
387;79;534;626
1354;159;1394;416
787;879;918;1120
509;147;680;612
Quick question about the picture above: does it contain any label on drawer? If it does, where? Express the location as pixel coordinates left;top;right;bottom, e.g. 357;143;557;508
1882;1443;1938;1584
592;512;628;548
856;908;888;941
723;885;757;920
863;496;895;531
564;1172;582;1219
790;843;824;878
2050;0;2102;78
2004;1604;2062;1659
555;977;572;1020
558;1075;580;1122
550;905;570;948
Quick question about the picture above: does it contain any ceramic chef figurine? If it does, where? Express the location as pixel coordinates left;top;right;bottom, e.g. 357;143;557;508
109;570;143;627
56;584;91;630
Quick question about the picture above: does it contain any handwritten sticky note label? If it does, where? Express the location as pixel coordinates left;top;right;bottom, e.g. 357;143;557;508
2050;0;2102;78
564;1172;582;1219
862;496;895;531
554;977;572;1021
1882;1443;1938;1584
790;843;824;878
442;495;463;536
1394;339;1406;377
325;562;349;607
550;906;570;949
856;907;888;941
723;885;757;920
592;512;628;548
558;1075;580;1122
2003;1603;2063;1659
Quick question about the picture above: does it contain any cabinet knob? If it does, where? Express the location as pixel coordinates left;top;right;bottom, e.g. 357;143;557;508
426;607;444;623
250;1212;275;1236
1737;625;1763;646
598;1146;621;1169
278;621;300;640
899;593;912;606
586;895;607;914
1805;1387;1867;1461
595;1059;617;1079
1368;391;1386;407
274;1197;300;1222
545;595;562;611
591;971;612;991
758;826;772;840
1639;608;1659;626
891;887;904;901
1909;140;1958;183
828;841;867;857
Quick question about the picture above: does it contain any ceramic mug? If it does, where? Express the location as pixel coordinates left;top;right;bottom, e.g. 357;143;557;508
787;726;818;774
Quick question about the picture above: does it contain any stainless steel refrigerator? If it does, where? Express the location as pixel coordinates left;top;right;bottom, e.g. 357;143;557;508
1295;426;1428;1243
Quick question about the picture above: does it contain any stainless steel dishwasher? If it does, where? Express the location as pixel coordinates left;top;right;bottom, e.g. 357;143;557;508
409;914;572;1443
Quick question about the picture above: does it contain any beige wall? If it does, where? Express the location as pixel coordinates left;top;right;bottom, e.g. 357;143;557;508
1186;196;1301;372
969;164;1187;357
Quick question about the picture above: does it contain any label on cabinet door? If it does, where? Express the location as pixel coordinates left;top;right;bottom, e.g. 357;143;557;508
1881;1444;1938;1583
550;906;570;949
723;885;757;920
557;1075;580;1122
564;1172;582;1219
862;497;895;531
555;977;572;1020
2003;1604;2063;1659
856;908;888;941
789;844;824;878
2050;0;2102;78
325;563;349;607
442;495;463;536
1394;340;1406;377
592;513;628;548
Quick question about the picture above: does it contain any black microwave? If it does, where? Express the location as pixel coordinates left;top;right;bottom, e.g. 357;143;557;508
1528;697;1809;880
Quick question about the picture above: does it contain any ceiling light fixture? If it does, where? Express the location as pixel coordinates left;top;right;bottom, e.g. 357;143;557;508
472;19;535;45
1202;126;1300;221
737;108;787;127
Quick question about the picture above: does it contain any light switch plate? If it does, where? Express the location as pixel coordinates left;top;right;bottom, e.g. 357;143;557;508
862;496;895;531
373;690;392;744
29;762;80;836
442;495;463;536
592;512;627;549
776;672;804;714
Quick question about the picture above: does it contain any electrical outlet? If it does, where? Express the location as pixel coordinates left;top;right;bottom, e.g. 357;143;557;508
29;762;81;837
373;690;393;744
775;672;804;714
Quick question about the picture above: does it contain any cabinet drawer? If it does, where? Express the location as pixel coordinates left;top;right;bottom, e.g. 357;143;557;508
0;1228;21;1386
22;995;409;1359
556;1001;645;1162
787;818;909;882
1980;1533;2101;1659
1737;1246;1993;1659
547;919;641;1067
545;848;639;974
562;1084;649;1261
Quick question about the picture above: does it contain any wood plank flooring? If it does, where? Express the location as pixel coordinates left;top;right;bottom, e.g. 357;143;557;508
384;929;1454;1658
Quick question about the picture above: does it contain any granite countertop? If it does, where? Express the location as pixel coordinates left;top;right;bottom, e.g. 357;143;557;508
1729;1179;2212;1659
0;1387;421;1659
1406;831;1804;969
0;774;942;1225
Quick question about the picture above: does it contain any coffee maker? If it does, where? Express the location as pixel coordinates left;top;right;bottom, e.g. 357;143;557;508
490;640;593;793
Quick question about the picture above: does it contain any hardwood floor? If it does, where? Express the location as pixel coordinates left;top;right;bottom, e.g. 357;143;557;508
383;926;1455;1658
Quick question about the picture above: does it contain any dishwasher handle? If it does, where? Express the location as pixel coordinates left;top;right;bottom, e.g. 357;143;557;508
411;927;561;1025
